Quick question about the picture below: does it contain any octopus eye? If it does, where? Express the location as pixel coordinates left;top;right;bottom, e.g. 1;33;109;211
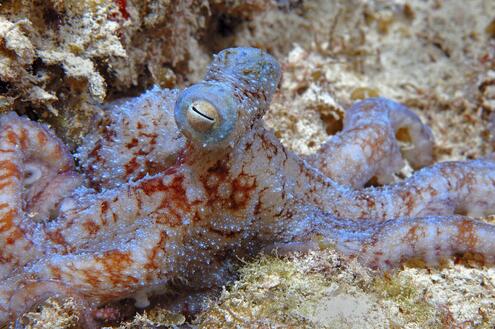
186;100;220;133
175;83;237;148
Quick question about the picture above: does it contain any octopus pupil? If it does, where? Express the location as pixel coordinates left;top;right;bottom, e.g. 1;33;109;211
192;105;215;121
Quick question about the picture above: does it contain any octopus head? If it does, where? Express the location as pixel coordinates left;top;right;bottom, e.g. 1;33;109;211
174;47;281;149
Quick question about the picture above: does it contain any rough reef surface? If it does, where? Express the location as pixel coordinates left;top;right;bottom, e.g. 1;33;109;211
2;0;495;328
0;0;270;147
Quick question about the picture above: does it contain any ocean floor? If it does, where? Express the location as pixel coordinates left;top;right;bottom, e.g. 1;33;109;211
2;0;495;328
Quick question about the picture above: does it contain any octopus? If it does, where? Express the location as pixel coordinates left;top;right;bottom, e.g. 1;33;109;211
1;47;495;326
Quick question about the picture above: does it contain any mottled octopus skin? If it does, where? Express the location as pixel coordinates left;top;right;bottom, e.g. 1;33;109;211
1;47;495;325
305;97;434;188
76;87;184;190
0;113;81;279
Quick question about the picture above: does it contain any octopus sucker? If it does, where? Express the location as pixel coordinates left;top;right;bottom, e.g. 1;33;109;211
1;47;495;326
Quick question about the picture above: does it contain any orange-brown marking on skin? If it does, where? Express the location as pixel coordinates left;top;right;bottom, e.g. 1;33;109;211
98;250;138;287
356;193;376;210
141;176;174;196
0;252;13;264
156;208;182;227
5;228;23;244
100;201;109;226
384;259;394;269
25;189;44;213
352;125;387;159
0;203;8;210
201;160;248;209
18;127;28;149
37;131;48;146
133;171;147;182
373;250;384;257
125;157;139;176
253;195;264;216
144;231;168;271
425;185;438;197
83;221;100;235
0;160;19;177
102;125;117;142
46;229;68;247
403;225;420;244
0;160;20;180
140;175;191;227
162;164;179;176
89;142;102;160
0;209;16;233
81;268;102;287
143;159;168;177
398;190;416;214
53;144;63;160
86;143;103;189
231;173;257;209
456;220;478;249
48;265;62;280
0;180;14;190
136;148;150;156
60;161;73;173
0;149;15;153
201;162;225;200
162;175;194;226
0;173;14;181
126;138;139;149
6;130;17;144
138;132;158;148
259;133;278;159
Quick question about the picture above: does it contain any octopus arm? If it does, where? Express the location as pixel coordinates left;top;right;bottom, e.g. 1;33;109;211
329;159;495;220
272;212;495;271
0;221;170;324
48;169;201;249
0;113;80;278
348;215;495;270
306;97;434;188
